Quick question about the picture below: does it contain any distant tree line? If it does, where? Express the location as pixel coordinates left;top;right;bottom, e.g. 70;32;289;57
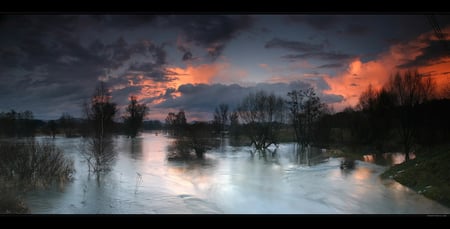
163;69;449;164
0;110;39;137
315;70;449;160
2;70;449;166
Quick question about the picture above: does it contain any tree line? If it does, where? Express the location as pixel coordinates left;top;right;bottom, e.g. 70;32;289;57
2;70;449;165
321;70;449;161
165;70;449;162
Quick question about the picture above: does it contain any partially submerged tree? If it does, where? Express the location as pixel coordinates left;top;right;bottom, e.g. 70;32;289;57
213;103;229;134
168;122;216;160
229;110;240;139
123;96;148;138
287;88;325;153
165;110;187;136
81;82;117;173
237;91;284;150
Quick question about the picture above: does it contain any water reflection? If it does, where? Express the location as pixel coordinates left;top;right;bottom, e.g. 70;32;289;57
288;144;329;166
130;138;143;159
353;167;372;181
363;152;417;166
24;135;450;214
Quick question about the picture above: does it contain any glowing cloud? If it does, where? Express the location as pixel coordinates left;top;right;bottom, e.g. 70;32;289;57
324;27;450;110
168;63;228;88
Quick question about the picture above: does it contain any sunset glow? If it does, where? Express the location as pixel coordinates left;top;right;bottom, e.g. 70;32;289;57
324;26;450;109
0;15;449;120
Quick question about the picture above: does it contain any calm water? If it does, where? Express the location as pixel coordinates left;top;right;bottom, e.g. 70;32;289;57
25;133;450;214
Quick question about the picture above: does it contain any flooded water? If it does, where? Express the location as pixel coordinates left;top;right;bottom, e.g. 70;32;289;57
25;133;450;214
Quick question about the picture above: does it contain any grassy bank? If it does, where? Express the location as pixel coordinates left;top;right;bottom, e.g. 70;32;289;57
380;146;450;208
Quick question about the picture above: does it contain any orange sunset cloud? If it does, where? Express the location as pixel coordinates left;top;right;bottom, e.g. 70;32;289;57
324;27;450;110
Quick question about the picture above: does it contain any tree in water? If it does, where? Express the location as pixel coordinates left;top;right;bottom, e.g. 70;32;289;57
213;103;229;135
237;90;284;151
48;120;57;138
229;110;240;139
165;110;187;136
287;87;325;162
123;96;148;138
81;82;118;174
387;70;435;162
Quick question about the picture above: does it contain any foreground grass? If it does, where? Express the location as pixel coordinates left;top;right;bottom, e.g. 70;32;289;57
0;140;75;213
381;147;450;208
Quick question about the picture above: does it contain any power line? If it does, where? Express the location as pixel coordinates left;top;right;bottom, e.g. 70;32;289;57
426;14;449;53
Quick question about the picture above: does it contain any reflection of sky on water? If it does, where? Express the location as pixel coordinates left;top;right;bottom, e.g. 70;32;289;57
26;134;449;214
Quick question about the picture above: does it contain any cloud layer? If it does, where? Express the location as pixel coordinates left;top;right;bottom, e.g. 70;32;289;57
0;15;448;120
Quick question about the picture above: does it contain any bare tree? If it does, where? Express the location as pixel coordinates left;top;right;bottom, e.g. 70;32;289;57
287;88;325;154
229;110;240;138
165;110;187;136
237;91;284;150
387;70;435;162
81;82;117;173
357;84;377;112
123;96;148;138
213;103;229;134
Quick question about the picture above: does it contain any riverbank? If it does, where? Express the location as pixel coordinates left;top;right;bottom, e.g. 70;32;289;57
380;146;450;208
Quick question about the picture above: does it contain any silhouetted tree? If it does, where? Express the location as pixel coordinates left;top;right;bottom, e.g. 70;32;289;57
123;96;148;138
213;103;229;134
185;122;216;159
48;120;57;138
165;110;187;136
388;70;435;162
357;85;396;150
229;110;240;139
287;88;325;153
81;82;117;173
0;110;17;137
0;110;36;137
237;91;284;150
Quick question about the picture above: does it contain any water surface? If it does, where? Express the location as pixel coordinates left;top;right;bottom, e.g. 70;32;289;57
26;133;450;214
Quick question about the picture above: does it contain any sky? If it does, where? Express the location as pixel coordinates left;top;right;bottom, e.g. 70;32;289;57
1;14;449;121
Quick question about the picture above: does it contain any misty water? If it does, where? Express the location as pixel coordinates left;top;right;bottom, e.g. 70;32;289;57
25;132;450;214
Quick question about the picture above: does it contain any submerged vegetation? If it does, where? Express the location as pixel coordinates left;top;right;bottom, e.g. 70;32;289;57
81;82;118;174
0;140;74;213
0;69;449;212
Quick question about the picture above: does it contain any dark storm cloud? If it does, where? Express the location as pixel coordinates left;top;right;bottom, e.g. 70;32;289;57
166;15;254;60
398;40;450;68
182;51;193;61
155;81;343;114
89;15;157;29
127;63;173;82
282;52;354;61
177;44;198;62
265;38;324;52
122;42;172;82
317;63;343;69
156;83;246;112
342;23;369;36
0;15;173;119
286;15;339;30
